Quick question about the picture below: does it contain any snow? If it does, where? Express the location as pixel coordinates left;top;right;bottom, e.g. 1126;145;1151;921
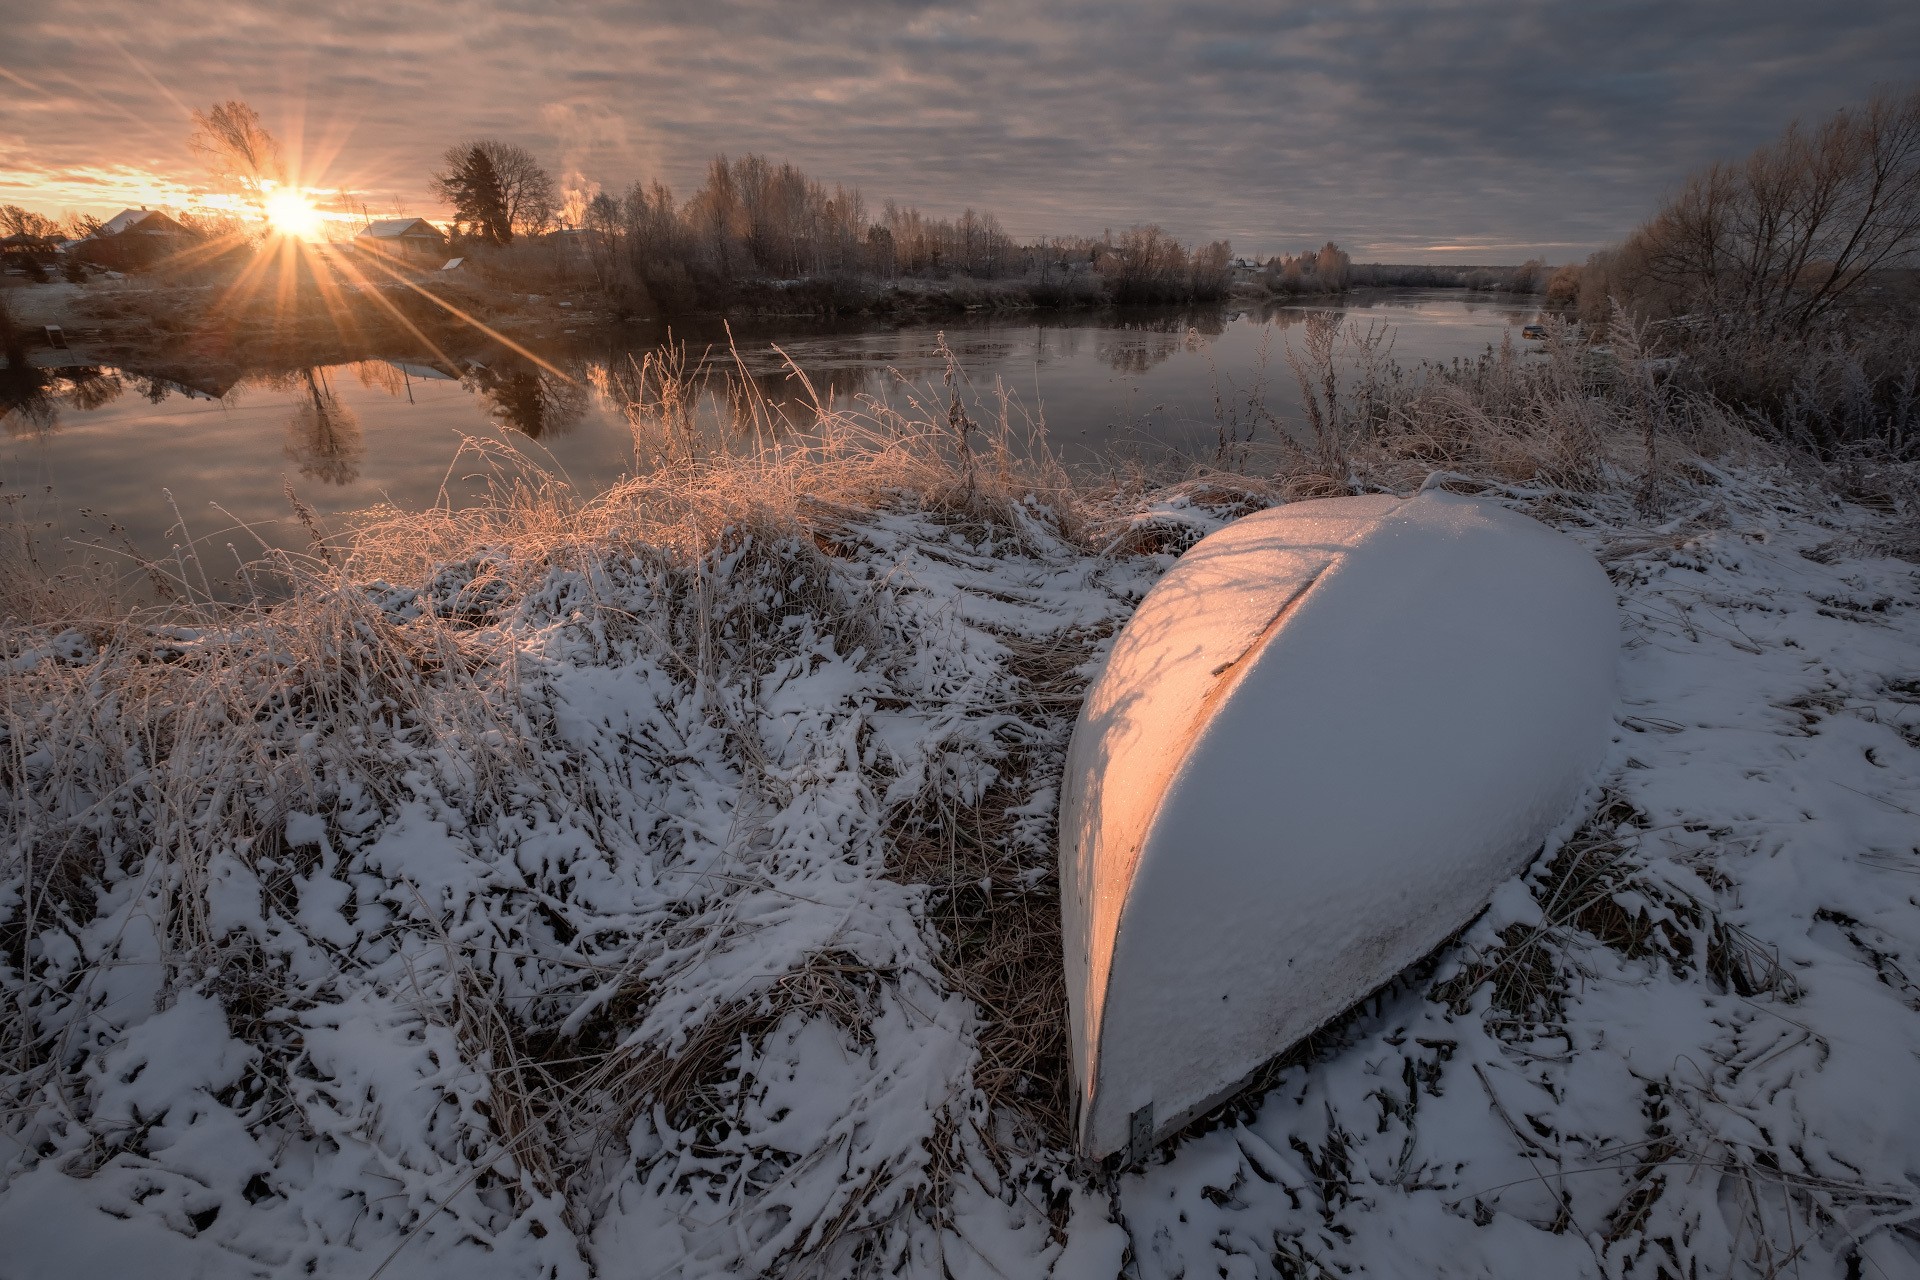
4;468;1920;1276
1060;491;1618;1157
1112;482;1920;1278
1051;1188;1132;1278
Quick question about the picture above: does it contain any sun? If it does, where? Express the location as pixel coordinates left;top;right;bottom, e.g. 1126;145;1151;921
264;186;324;240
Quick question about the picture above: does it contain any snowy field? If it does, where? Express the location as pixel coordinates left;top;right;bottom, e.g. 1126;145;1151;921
4;448;1920;1277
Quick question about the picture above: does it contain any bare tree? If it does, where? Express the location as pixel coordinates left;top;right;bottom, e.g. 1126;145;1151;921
1619;86;1920;335
1099;225;1192;302
432;140;556;237
1189;240;1235;300
189;100;285;210
0;206;60;239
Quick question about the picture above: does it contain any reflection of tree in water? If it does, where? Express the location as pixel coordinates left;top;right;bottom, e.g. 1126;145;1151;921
1240;300;1341;330
282;368;364;485
1;365;124;436
1033;326;1087;364
1097;328;1185;376
350;360;408;399
465;361;588;440
1093;311;1227;376
64;370;126;412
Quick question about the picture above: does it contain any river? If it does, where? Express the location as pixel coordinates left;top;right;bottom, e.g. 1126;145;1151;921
1;289;1543;572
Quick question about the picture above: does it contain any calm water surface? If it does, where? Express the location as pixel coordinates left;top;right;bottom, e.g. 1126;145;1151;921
2;289;1541;569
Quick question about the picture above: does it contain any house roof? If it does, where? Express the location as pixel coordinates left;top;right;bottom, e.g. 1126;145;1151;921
358;218;444;240
97;208;187;238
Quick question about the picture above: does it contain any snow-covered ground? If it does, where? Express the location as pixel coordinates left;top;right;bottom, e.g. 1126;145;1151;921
3;461;1918;1278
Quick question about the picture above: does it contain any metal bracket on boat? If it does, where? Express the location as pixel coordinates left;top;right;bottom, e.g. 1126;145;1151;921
1126;1103;1154;1168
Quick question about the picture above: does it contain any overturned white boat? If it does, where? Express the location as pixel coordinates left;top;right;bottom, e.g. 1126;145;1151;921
1059;490;1617;1160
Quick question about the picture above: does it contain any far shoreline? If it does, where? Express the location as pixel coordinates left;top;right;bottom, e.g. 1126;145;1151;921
2;272;1547;385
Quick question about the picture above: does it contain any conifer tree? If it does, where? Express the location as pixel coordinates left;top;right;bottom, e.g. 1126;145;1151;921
434;146;514;245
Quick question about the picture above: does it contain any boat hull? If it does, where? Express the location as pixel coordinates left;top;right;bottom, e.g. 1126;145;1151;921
1059;491;1618;1159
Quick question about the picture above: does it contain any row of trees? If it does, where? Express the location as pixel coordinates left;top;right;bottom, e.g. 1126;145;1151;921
578;154;1030;286
1261;242;1352;294
405;134;1565;313
417;143;1039;280
565;152;1241;312
1;205;114;242
0;205;65;240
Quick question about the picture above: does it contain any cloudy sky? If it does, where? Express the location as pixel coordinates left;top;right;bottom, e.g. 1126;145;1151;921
2;0;1915;261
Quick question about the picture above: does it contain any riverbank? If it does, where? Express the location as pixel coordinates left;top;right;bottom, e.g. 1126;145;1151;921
4;335;1918;1277
1;272;609;373
4;259;1559;399
4;263;1247;374
0;276;1239;383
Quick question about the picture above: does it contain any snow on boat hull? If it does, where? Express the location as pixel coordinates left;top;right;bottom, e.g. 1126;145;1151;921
1059;491;1618;1159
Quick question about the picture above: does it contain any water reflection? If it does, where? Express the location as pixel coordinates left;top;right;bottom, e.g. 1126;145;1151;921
1;364;125;435
4;290;1544;568
1094;314;1223;376
349;359;411;400
280;368;364;485
464;360;590;440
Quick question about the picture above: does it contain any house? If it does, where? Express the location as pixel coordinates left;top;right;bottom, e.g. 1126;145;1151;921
71;208;193;270
96;208;190;239
354;218;448;260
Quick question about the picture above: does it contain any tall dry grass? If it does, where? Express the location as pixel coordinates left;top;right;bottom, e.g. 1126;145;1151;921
1257;308;1790;512
0;340;1111;1271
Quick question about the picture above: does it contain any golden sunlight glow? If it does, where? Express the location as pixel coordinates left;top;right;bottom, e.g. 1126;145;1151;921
264;186;324;240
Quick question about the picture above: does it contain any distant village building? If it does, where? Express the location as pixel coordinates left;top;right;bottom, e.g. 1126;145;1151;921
354;218;448;259
95;208;188;239
71;208;193;270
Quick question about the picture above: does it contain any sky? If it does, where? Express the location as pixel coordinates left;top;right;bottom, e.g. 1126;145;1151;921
2;0;1916;262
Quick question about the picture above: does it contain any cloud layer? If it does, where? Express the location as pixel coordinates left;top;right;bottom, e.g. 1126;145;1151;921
3;0;1915;259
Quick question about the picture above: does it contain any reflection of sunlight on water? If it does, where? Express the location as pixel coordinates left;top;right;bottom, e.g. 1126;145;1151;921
3;289;1542;563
